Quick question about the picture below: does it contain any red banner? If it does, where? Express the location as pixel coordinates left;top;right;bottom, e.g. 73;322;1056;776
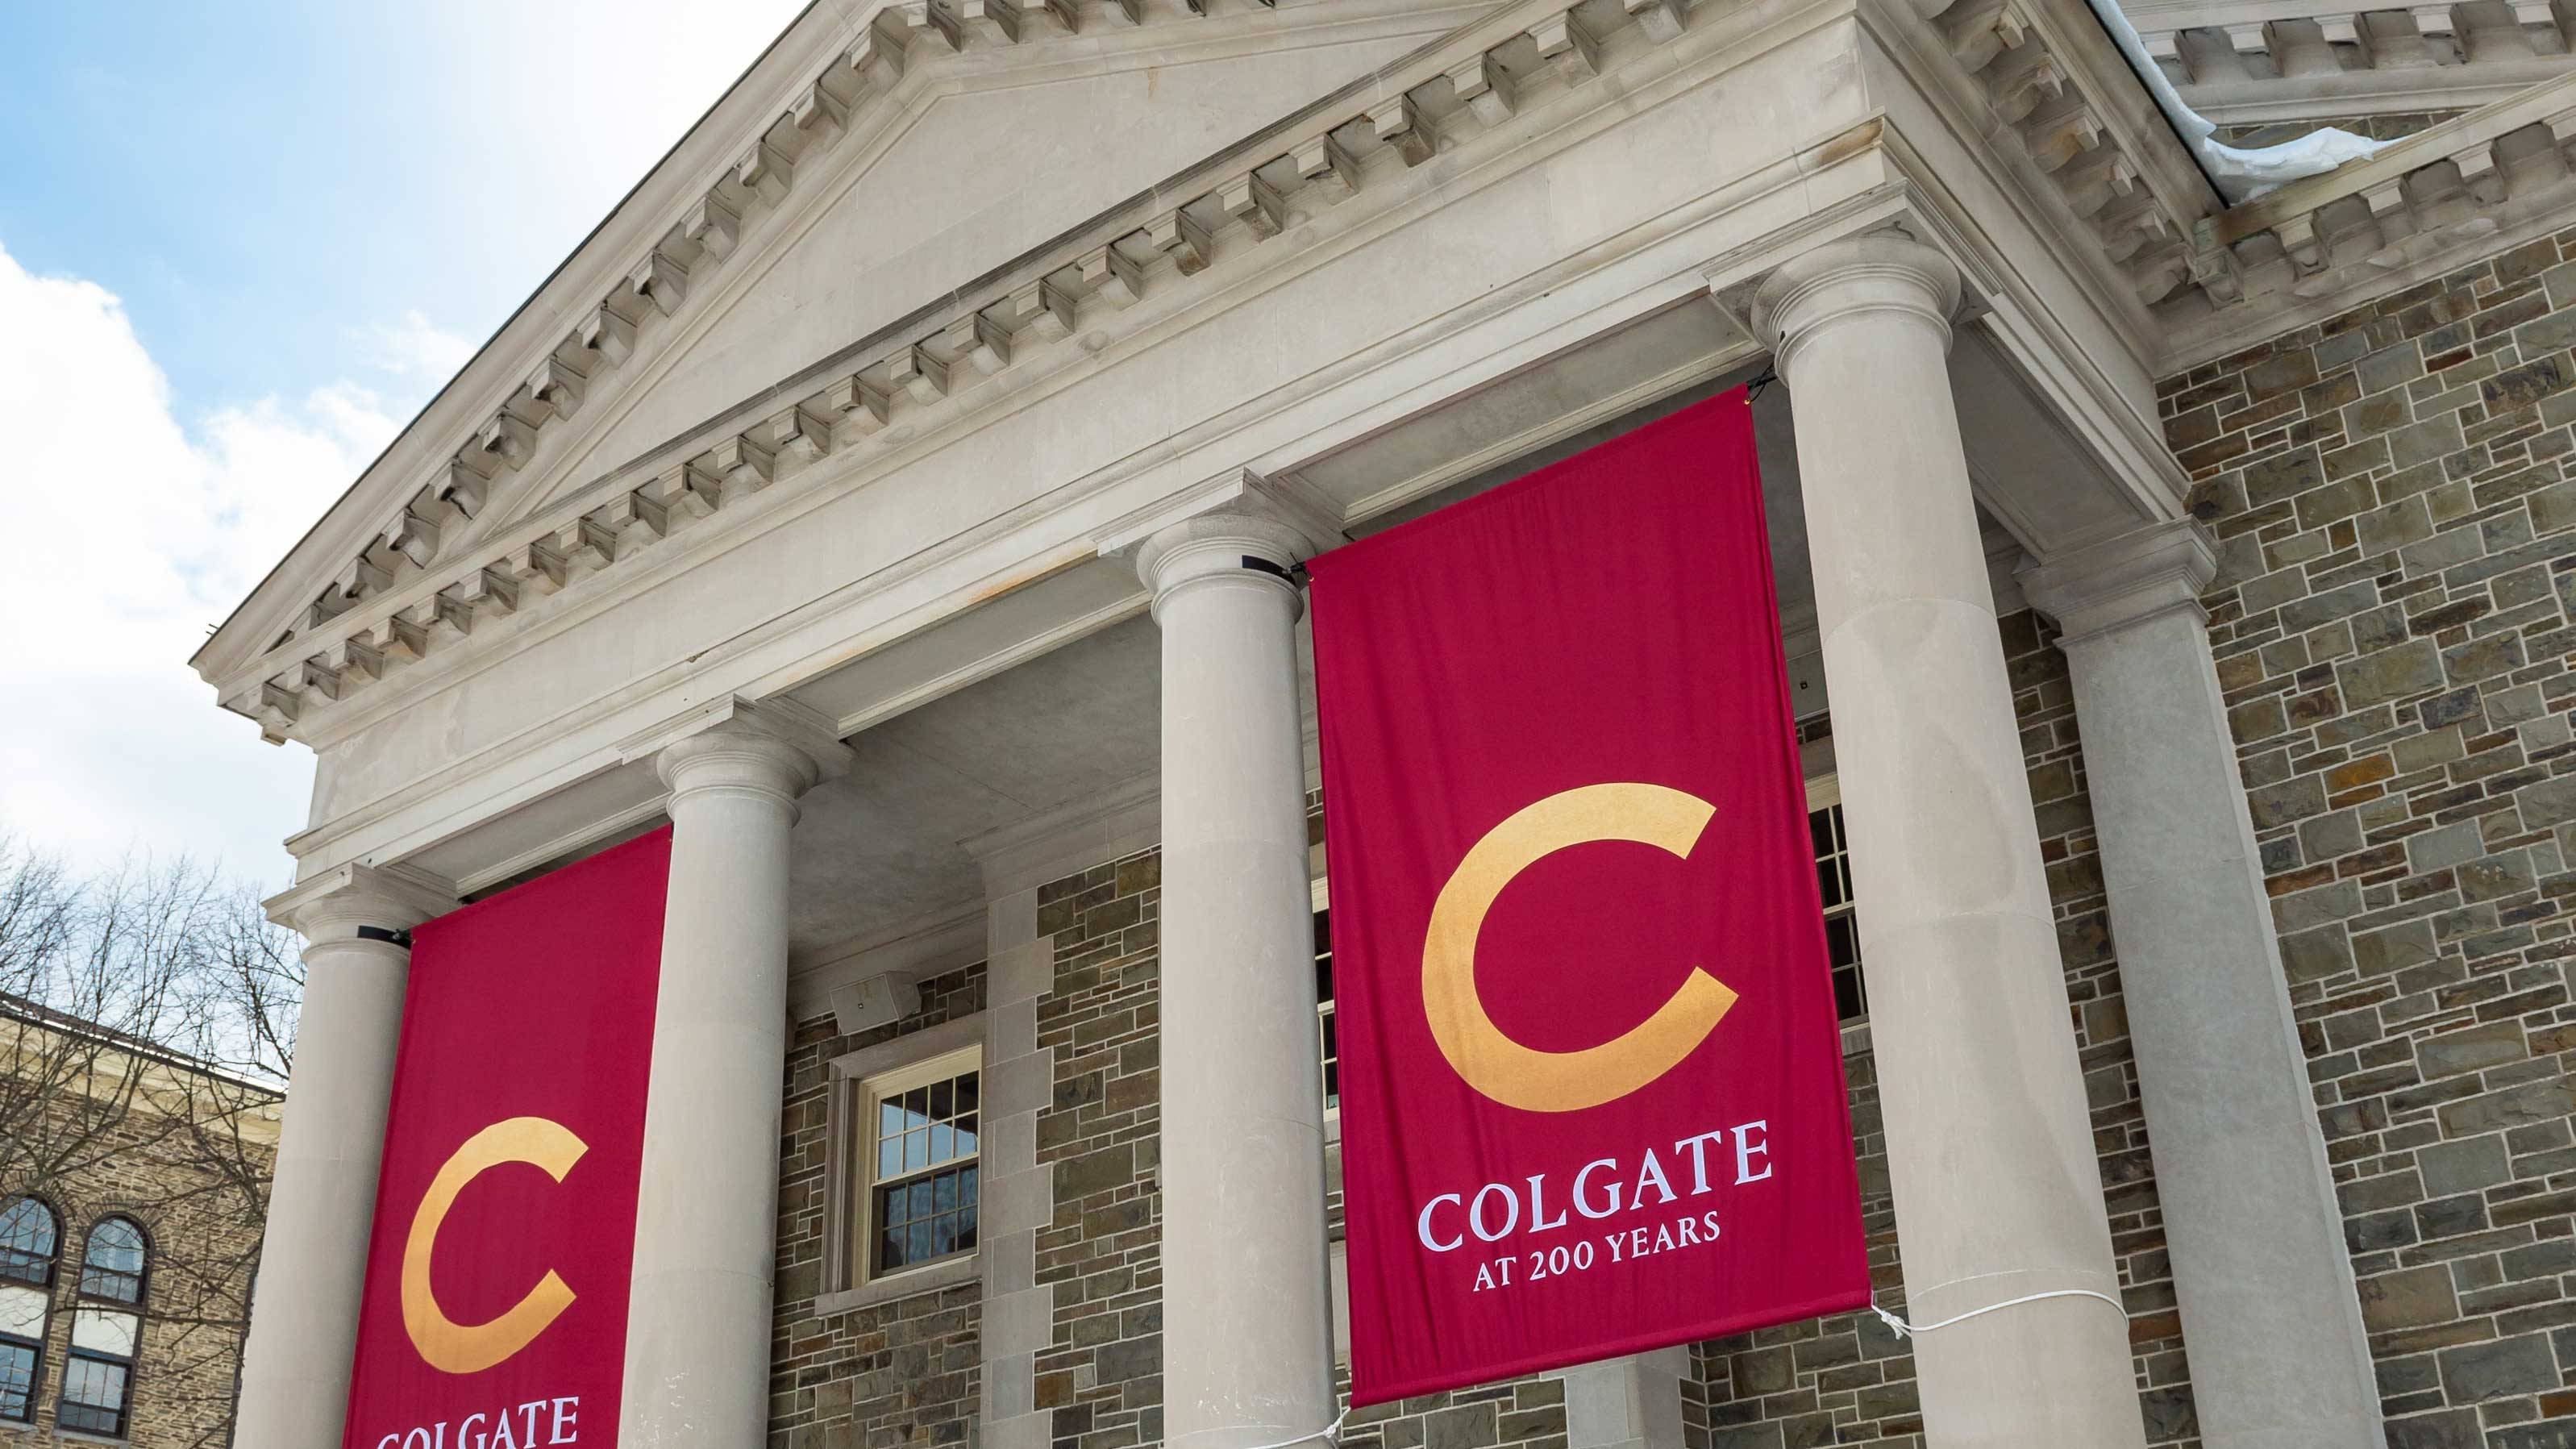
341;828;671;1449
1310;392;1867;1402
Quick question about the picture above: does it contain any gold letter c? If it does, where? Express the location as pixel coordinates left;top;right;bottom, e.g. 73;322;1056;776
402;1116;586;1374
1423;783;1740;1113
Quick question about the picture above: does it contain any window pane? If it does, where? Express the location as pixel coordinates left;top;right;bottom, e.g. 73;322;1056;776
929;1079;954;1120
57;1353;127;1436
954;1209;978;1254
879;1100;905;1140
0;1339;34;1422
1809;810;1833;857
908;1222;933;1263
0;1201;52;1289
909;1180;935;1218
903;1129;926;1172
934;1174;957;1212
930;1122;953;1164
878;1138;901;1180
955;1115;978;1156
961;1166;979;1206
955;1072;979;1116
903;1086;930;1122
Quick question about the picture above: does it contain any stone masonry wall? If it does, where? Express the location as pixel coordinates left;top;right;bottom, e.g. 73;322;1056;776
2162;235;2576;1447
0;1048;275;1449
771;964;987;1449
1676;615;2199;1448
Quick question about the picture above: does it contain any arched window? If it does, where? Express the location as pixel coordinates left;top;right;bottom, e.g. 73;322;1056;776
0;1199;56;1289
0;1197;56;1422
76;1218;144;1306
57;1217;146;1437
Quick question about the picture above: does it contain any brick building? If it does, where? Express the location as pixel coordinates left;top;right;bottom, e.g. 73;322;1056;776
193;0;2576;1443
0;1001;279;1447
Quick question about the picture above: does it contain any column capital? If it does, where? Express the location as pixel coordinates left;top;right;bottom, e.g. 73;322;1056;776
263;862;459;943
1109;468;1345;619
1747;233;1963;376
2020;520;2217;647
621;694;855;808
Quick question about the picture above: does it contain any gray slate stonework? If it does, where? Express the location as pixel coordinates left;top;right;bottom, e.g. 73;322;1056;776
2163;234;2576;1447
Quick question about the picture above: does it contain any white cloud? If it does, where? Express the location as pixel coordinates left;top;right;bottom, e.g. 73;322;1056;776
0;241;403;889
357;309;477;384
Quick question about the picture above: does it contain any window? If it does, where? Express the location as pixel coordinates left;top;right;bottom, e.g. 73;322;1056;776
1315;909;1338;1114
864;1051;980;1278
1809;796;1866;1023
59;1218;146;1437
0;1198;56;1423
0;1199;56;1289
78;1218;144;1307
56;1352;130;1437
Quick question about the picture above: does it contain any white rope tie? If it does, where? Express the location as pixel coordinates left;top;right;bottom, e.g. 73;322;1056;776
1868;1289;2126;1340
1235;1408;1349;1449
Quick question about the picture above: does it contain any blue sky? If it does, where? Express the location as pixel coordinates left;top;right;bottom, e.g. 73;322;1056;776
0;1;801;887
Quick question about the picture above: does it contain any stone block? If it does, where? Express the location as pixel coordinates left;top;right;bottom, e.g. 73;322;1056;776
2439;1076;2576;1136
2533;480;2576;535
2360;1265;2463;1331
2250;774;2330;829
2274;878;2363;932
2444;633;2527;684
2390;415;2467;469
2387;1408;2485;1449
2522;775;2576;828
1428;1402;1500;1449
2417;1022;2527;1076
2409;819;2488;872
2419;1135;2512;1196
2340;640;2446;707
2298;475;2379;529
2282;924;2355;985
2229;695;2288;743
2361;496;2437;553
2282;579;2381;631
2437;1331;2560;1402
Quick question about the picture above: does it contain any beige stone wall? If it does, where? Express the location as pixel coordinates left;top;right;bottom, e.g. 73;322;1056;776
2162;234;2576;1447
0;1064;273;1449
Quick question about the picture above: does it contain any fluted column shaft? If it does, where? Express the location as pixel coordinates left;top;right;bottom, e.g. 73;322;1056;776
235;864;456;1449
1140;512;1337;1449
1751;234;2145;1447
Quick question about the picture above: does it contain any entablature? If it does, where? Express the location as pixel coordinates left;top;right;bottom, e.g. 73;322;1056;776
228;0;2211;899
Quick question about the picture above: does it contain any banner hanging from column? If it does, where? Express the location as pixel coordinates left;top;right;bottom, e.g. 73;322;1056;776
341;828;672;1449
1310;391;1867;1403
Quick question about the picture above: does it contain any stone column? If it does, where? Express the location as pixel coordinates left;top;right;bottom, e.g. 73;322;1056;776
2023;523;2387;1447
235;863;457;1449
1750;233;2145;1446
620;698;851;1448
1138;507;1337;1449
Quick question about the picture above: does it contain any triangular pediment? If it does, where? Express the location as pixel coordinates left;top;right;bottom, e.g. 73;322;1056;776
199;0;1485;722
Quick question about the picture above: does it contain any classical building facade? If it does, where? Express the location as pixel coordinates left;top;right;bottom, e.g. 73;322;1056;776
0;1001;280;1447
194;0;2576;1442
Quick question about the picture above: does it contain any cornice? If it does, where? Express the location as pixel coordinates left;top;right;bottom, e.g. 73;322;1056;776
2133;0;2574;124
2157;69;2576;367
193;0;1488;708
207;0;1856;754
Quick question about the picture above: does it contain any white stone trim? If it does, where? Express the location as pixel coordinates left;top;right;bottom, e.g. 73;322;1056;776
820;1022;989;1301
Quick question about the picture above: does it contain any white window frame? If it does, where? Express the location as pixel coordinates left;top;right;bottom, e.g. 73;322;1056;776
1311;875;1338;1141
818;1015;985;1314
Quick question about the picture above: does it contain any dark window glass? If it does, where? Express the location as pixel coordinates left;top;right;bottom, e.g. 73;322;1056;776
869;1064;981;1276
56;1351;129;1436
79;1219;145;1307
874;1164;979;1274
0;1337;37;1422
1314;909;1338;1111
1809;803;1866;1023
0;1200;56;1289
